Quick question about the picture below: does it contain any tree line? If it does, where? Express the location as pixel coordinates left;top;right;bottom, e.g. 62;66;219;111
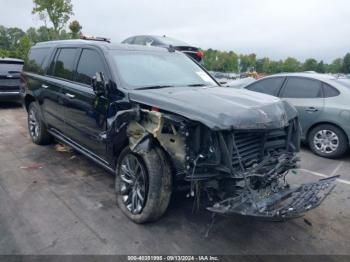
203;49;350;74
1;0;349;75
0;0;81;61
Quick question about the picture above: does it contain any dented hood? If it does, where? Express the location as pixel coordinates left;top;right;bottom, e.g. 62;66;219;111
128;86;297;130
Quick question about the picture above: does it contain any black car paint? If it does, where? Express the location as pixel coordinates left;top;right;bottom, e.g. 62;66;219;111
0;58;24;102
21;40;336;221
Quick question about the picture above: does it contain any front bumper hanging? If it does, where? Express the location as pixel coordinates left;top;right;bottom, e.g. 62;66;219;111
207;175;338;221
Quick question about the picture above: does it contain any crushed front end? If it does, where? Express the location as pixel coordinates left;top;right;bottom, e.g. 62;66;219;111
122;97;337;221
181;118;337;221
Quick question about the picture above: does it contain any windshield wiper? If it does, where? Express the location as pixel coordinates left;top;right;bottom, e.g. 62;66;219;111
135;85;174;90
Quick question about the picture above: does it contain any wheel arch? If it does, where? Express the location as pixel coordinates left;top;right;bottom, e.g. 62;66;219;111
24;94;36;111
306;121;349;144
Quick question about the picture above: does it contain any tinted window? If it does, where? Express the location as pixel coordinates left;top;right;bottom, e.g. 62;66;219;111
133;36;146;45
245;77;284;96
52;48;77;80
76;49;106;85
323;83;340;97
281;77;322;98
25;48;50;74
122;37;134;44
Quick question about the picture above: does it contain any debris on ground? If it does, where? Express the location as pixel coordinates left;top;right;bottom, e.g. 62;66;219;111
304;218;313;227
55;143;73;153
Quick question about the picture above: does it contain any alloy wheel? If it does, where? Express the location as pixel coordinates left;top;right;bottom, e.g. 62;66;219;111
313;129;339;154
29;109;40;140
119;154;148;214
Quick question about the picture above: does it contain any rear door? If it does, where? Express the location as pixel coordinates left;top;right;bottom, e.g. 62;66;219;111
279;77;324;139
43;47;79;132
60;47;110;159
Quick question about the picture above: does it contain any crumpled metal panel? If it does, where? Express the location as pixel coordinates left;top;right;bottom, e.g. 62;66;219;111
128;87;297;130
207;176;337;220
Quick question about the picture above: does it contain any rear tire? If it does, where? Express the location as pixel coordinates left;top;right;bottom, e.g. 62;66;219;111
115;147;172;223
27;102;53;145
308;124;348;158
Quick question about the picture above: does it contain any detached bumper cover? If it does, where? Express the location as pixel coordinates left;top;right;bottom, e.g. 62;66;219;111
207;175;337;220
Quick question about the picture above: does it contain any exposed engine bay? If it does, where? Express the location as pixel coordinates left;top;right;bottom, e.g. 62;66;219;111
109;99;337;221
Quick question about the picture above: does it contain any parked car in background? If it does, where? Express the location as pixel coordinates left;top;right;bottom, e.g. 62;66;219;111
21;39;336;223
0;58;24;102
242;73;350;158
121;35;204;63
225;77;256;88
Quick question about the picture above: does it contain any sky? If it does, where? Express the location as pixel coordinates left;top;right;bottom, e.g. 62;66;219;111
1;0;349;62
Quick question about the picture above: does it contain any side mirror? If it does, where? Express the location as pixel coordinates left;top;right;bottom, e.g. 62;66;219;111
91;72;107;97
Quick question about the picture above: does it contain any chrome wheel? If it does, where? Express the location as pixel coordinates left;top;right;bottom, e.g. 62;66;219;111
313;130;339;154
119;154;148;214
29;108;40;140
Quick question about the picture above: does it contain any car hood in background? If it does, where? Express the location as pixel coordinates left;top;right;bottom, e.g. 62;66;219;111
128;87;297;130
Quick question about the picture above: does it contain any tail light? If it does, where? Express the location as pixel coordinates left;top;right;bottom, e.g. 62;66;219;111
196;51;204;59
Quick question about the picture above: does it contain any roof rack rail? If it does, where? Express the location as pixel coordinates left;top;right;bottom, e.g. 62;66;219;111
80;33;111;43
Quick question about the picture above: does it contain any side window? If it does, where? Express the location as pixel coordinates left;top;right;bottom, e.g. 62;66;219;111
25;48;50;74
76;49;106;86
323;83;340;97
281;77;322;98
122;37;134;44
133;36;146;45
245;77;284;96
52;48;78;81
144;37;154;46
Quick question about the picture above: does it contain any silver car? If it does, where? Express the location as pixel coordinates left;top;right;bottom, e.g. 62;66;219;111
242;73;350;158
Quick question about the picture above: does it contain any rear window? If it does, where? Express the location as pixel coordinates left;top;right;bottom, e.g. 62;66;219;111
323;83;340;97
0;60;23;76
25;48;50;74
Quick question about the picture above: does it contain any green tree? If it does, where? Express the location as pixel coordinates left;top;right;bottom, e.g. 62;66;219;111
303;58;318;71
239;53;256;72
32;0;73;39
6;27;25;50
283;57;300;72
15;35;31;61
316;60;326;73
69;20;82;39
342;53;350;74
328;58;343;73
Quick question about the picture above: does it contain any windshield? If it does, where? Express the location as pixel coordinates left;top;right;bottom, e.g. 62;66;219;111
334;79;350;89
111;51;217;89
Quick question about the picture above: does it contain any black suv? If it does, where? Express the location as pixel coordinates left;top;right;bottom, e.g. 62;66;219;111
21;39;336;223
0;58;23;102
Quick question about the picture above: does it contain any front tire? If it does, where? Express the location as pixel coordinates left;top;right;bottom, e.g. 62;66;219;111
308;124;348;158
115;147;172;223
27;102;52;145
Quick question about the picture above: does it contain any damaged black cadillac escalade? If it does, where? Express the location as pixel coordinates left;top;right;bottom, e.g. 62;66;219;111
21;38;337;223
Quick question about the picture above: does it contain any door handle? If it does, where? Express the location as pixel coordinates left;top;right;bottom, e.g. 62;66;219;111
41;84;49;89
65;93;75;99
306;107;318;112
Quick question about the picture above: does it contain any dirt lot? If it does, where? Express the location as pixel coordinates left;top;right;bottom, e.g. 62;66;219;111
0;102;350;255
